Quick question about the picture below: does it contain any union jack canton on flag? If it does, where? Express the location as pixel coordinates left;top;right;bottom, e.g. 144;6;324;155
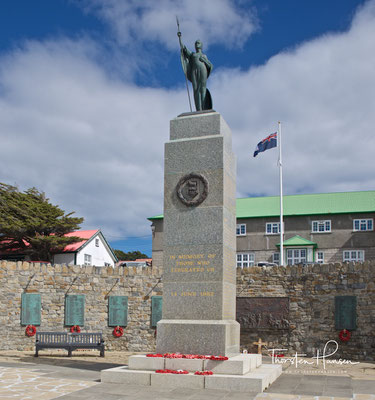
253;132;277;157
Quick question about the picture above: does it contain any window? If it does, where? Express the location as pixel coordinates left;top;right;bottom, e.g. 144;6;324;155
266;222;281;234
236;253;255;268
236;224;246;236
287;249;306;265
84;254;92;266
95;238;100;247
273;253;280;265
343;250;364;262
312;220;331;233
316;251;324;264
353;219;373;232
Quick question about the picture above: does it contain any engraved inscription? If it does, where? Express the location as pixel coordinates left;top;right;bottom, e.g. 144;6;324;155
169;253;216;273
176;173;208;207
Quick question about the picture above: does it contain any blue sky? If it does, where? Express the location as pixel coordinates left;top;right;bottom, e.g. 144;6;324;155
0;0;366;86
0;0;374;257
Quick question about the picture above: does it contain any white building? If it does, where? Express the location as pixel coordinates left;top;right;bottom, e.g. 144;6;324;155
53;229;117;267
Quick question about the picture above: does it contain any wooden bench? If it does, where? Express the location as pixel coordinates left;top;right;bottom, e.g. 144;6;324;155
35;332;105;357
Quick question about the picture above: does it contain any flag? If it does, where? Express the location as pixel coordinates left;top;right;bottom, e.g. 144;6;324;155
253;132;277;157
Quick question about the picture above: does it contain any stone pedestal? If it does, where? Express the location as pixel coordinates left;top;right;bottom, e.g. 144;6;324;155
101;354;282;393
156;111;240;356
100;111;283;393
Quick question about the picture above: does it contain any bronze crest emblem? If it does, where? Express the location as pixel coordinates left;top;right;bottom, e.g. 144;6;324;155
176;173;209;207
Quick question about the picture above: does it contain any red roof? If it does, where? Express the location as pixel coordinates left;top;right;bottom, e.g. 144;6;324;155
0;230;100;255
62;230;99;252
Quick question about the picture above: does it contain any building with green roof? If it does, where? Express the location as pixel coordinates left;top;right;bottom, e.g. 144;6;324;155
149;190;375;267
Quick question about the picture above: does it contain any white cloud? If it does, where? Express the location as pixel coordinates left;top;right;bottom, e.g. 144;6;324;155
0;39;181;241
80;0;257;50
212;0;375;197
0;1;374;247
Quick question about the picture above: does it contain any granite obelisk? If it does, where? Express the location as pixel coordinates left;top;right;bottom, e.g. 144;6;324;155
156;111;240;356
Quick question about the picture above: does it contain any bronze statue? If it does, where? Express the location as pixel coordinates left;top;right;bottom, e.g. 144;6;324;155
177;18;213;111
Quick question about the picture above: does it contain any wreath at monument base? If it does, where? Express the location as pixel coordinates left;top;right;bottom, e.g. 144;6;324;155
70;325;81;333
163;353;184;359
195;370;213;375
209;356;228;361
339;329;351;342
112;326;124;338
146;353;229;361
155;369;188;374
25;325;36;337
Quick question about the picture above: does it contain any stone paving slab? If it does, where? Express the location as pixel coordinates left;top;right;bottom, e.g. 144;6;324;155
352;380;375;394
0;353;374;400
0;366;98;399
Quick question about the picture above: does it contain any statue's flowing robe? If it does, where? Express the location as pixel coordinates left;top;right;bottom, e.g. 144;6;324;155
180;49;212;110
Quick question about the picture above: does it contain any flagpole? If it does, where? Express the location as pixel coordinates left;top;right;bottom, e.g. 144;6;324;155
278;121;284;266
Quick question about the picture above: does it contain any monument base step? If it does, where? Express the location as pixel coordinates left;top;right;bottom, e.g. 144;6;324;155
101;356;282;393
128;353;261;375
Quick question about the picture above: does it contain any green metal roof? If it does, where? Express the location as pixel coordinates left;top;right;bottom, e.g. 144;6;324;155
276;235;317;247
237;191;375;218
149;214;163;220
148;190;375;220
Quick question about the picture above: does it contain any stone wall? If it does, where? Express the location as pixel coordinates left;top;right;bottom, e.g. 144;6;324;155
1;260;374;360
237;262;375;361
0;261;162;352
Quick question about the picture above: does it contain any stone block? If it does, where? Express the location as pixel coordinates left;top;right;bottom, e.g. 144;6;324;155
165;135;225;174
128;355;165;370
151;372;204;389
165;358;204;372
170;112;231;144
203;354;259;375
255;354;262;367
257;364;282;382
163;207;225;247
204;364;281;392
101;366;151;385
162;282;231;320
204;373;263;392
156;319;239;356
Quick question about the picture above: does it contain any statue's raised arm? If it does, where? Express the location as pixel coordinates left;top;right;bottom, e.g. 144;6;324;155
176;18;213;111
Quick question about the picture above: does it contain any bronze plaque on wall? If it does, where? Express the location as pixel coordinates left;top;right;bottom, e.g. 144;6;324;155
335;295;357;330
151;296;162;327
236;297;290;329
65;295;85;326
21;293;41;326
108;296;128;327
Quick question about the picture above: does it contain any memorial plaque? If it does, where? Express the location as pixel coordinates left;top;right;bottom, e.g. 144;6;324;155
236;297;290;329
151;296;162;327
21;293;41;325
108;296;128;327
335;295;357;330
65;294;85;326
